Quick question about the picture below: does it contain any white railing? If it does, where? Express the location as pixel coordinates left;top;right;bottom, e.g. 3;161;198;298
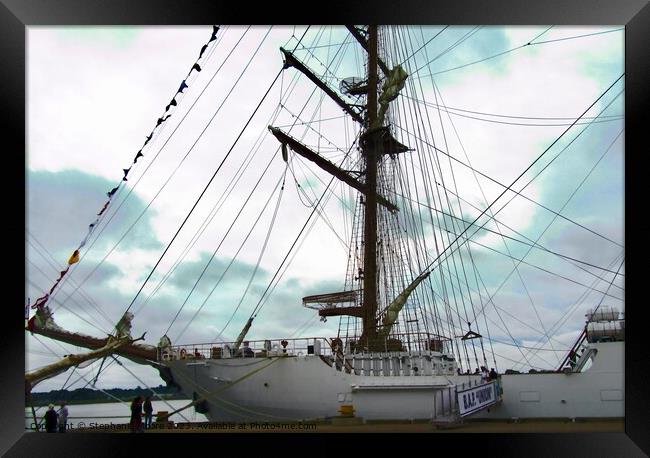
339;331;451;354
159;337;334;361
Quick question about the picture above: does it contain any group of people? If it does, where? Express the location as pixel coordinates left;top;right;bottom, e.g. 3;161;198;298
481;366;498;382
458;366;498;381
42;401;68;433
130;396;154;432
43;396;155;433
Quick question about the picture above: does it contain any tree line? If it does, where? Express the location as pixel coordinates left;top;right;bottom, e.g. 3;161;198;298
30;385;185;406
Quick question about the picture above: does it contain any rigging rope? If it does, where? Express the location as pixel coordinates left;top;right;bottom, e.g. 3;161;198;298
48;26;233;319
416;73;624;279
213;168;287;341
389;28;623;366
26;233;112;320
31;26;225;323
415;26;623;79
402;94;623;126
395;187;626;280
29;335;135;410
168;29;340;342
410;26;555;78
391;123;623;249
162;153;283;339
26;276;109;335
131;69;297;321
427;73;557;363
405;93;623;121
108;355;192;423
176;27;359;341
247;140;360;323
119;27;278;319
409;26;482;76
394;26;476;366
529;27;624;46
397;25;448;67
510;253;624;369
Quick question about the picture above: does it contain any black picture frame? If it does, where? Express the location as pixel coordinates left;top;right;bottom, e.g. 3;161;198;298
4;0;648;456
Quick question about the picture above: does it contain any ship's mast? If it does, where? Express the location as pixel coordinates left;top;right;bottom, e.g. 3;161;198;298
361;25;380;345
270;26;411;350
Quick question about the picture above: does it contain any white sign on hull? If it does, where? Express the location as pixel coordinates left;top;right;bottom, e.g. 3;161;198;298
457;382;498;417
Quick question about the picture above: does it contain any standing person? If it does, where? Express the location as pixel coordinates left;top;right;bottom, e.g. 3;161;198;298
489;368;498;381
242;341;254;358
43;404;58;433
143;396;154;430
480;366;489;383
57;401;69;433
129;396;143;433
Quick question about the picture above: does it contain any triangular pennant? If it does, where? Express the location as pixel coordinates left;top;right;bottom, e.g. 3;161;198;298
68;249;80;265
144;133;153;146
191;63;202;73
107;186;119;198
122;167;131;181
199;43;208;59
133;151;144;164
165;98;178;112
177;80;188;94
155;115;171;127
97;201;110;216
209;25;219;42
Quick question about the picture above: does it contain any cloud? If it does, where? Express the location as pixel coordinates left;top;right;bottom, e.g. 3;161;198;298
55;27;141;48
167;251;269;294
425;26;512;77
27;169;162;253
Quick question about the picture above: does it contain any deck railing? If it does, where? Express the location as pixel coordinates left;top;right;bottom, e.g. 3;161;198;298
159;337;334;361
159;330;458;362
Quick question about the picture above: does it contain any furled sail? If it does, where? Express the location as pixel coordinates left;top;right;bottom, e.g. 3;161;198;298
377;271;430;339
377;65;408;126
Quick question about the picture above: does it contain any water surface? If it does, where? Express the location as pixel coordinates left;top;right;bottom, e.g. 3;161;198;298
26;399;208;431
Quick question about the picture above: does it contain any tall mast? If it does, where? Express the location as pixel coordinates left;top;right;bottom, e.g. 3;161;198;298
361;25;380;345
270;26;410;349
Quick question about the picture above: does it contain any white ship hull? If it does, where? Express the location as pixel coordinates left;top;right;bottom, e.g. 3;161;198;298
162;340;623;422
163;346;479;421
475;341;624;419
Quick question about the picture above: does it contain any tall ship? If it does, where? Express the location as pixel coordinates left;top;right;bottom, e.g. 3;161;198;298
26;25;624;423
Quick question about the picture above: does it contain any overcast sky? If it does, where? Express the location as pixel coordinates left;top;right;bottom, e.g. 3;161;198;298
26;25;624;393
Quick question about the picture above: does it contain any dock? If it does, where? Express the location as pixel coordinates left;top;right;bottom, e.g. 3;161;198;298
66;417;623;433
